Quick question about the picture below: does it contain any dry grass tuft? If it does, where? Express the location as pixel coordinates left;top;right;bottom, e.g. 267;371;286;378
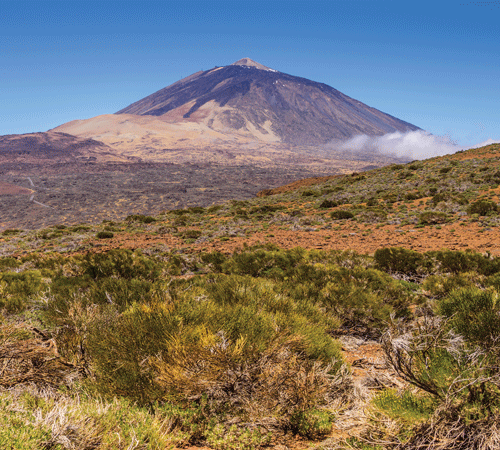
0;322;79;389
400;409;500;450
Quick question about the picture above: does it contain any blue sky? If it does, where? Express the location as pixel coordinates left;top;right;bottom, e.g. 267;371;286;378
1;0;499;147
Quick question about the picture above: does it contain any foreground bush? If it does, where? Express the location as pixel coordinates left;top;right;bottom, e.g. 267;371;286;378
378;286;500;449
38;257;348;440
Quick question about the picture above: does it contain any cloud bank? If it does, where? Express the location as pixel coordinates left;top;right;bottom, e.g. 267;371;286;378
328;130;500;161
469;138;500;149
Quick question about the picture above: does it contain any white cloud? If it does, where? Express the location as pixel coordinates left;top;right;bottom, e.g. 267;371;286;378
469;138;500;149
327;131;500;161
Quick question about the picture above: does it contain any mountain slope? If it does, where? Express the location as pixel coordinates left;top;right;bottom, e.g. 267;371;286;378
0;131;121;164
116;58;419;145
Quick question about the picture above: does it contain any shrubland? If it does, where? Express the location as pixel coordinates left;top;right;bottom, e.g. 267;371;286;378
1;245;500;448
1;144;500;449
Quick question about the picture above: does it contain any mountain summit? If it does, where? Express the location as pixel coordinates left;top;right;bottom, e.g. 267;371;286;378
116;58;419;145
231;57;275;71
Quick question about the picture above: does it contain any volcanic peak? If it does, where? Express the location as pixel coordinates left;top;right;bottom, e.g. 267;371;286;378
230;58;276;72
112;59;420;145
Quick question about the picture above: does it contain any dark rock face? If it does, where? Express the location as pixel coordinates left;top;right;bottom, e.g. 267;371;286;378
117;59;420;145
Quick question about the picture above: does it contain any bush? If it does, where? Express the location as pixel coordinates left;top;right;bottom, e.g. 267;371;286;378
439;288;500;350
302;190;320;197
356;209;387;223
421;272;481;298
382;301;500;446
80;249;161;280
187;206;205;214
432;249;500;275
83;274;345;424
181;229;202;240
331;210;354;220
2;229;21;236
431;192;450;204
419;211;448;225
290;409;334;439
0;257;20;271
221;246;305;279
249;204;282;215
69;225;91;232
374;247;431;277
316;266;412;330
319;199;338;209
374;389;435;423
0;270;46;313
126;214;156;223
96;231;114;239
467;199;498;216
405;192;421;201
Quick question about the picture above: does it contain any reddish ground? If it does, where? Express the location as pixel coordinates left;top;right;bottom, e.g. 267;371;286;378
84;220;499;257
0;181;32;195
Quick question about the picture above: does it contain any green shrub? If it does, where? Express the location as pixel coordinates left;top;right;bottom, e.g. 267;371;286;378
290;409;334;439
69;225;91;232
96;231;114;239
249;204;282;215
431;192;450;204
391;164;405;171
80;249;161;280
419;211;448;225
467;199;498;216
439;288;500;350
331;210;354;220
126;214;156;223
405;192;421;201
181;229;202;240
373;389;435;423
201;251;228;272
2;229;21;236
422;272;481;298
0;270;46;313
356;209;387;223
374;247;431;277
83;274;344;420
432;249;500;275
0;257;20;271
316;266;412;330
302;190;320;197
187;206;205;214
207;205;223;214
221;246;305;279
383;303;500;436
319;199;338;208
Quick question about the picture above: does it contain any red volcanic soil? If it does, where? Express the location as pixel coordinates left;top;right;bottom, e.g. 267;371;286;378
0;181;32;196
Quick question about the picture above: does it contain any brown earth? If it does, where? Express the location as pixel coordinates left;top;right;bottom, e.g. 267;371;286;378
0;181;33;196
59;219;498;257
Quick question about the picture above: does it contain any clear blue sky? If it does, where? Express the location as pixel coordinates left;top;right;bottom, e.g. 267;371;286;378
1;0;499;147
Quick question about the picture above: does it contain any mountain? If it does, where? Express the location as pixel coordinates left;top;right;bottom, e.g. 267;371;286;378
116;58;419;145
1;58;419;230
